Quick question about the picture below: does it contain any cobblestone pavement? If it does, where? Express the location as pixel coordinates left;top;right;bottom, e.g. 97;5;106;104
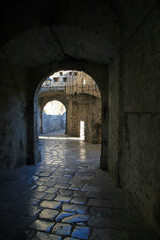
0;132;159;240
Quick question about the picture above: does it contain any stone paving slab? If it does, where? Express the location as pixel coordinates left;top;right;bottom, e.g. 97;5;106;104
36;186;48;192
62;203;89;214
54;195;72;202
29;219;55;232
54;183;70;189
59;189;73;196
61;214;90;223
71;197;87;204
71;226;90;239
52;223;72;236
40;200;61;209
43;193;57;200
45;187;59;194
38;209;59;220
74;190;86;197
31;231;62;239
56;211;75;221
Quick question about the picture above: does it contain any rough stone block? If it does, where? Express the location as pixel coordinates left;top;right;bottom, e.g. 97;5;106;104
71;226;90;239
52;223;72;236
38;209;59;220
29;219;54;232
61;214;90;223
62;203;88;213
54;195;72;203
31;231;62;239
40;200;61;209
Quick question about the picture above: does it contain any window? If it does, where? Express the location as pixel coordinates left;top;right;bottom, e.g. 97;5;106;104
54;77;59;82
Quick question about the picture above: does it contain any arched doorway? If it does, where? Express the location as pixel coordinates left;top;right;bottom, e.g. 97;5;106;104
34;70;102;163
41;100;66;134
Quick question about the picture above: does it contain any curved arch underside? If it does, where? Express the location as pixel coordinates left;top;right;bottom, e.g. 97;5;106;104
0;0;157;68
0;25;116;67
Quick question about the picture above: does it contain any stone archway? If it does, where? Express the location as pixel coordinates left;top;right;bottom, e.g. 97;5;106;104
41;100;66;135
34;69;106;169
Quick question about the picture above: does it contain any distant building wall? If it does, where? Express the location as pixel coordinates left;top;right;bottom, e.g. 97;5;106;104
66;94;101;143
38;71;101;143
42;112;66;133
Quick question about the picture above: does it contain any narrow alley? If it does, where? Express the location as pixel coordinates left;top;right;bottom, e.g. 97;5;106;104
0;132;158;240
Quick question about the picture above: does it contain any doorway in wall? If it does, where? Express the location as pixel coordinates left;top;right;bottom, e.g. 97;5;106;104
80;121;85;140
42;100;66;134
34;70;102;164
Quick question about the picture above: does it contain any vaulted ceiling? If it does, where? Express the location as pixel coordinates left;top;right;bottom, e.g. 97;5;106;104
0;0;157;67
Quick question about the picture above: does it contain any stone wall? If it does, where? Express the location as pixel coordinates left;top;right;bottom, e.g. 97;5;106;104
38;90;101;143
42;112;66;133
38;71;102;143
0;62;28;170
67;94;101;143
108;3;160;236
66;71;101;99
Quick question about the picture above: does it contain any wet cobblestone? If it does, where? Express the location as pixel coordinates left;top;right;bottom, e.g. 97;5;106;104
52;223;72;236
38;209;59;220
0;132;159;239
71;226;90;239
40;200;61;209
29;219;54;232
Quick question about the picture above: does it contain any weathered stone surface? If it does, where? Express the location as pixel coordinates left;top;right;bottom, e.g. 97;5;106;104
54;195;72;203
45;188;59;194
28;191;47;199
62;203;88;214
43;193;57;200
36;186;48;192
40;200;61;209
82;185;105;192
56;211;75;221
38;209;59;220
38;172;51;177
71;226;90;240
31;231;62;240
71;197;86;204
54;183;70;189
52;223;72;236
59;189;73;196
74;191;86;198
61;214;90;223
29;219;54;232
69;184;83;191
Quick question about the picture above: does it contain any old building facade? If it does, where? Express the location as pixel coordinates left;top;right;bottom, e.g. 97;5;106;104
37;71;101;143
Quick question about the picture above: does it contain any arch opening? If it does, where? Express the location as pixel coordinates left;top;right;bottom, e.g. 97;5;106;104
41;100;66;135
34;69;102;163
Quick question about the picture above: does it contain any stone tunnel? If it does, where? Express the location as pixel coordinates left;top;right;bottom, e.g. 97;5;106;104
0;0;160;239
